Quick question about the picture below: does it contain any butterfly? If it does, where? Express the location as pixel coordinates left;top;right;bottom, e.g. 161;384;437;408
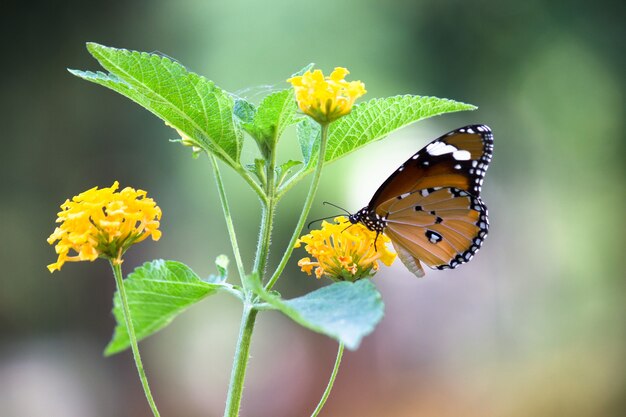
348;124;493;277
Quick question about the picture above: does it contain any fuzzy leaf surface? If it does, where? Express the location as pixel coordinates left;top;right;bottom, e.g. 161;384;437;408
253;280;384;350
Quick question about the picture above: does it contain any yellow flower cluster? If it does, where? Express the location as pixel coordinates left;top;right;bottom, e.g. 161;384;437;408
295;216;396;282
288;67;366;124
47;181;162;272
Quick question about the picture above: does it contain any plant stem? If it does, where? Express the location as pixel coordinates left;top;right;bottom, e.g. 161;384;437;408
223;130;278;417
265;123;329;291
223;123;329;416
223;304;259;417
110;261;161;417
252;148;277;278
209;153;247;282
310;343;344;417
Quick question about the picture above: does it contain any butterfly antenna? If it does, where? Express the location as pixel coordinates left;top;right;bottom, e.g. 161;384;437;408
307;214;344;229
322;201;352;215
307;202;353;229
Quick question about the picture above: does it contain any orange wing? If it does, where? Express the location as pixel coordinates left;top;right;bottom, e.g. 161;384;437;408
383;187;488;274
370;125;493;213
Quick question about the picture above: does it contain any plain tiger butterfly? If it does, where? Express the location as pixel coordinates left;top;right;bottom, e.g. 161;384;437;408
348;124;493;277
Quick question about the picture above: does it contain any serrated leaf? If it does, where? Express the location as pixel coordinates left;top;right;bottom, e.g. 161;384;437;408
254;89;300;148
286;95;475;191
105;260;227;356
236;89;300;157
69;43;243;167
252;280;384;350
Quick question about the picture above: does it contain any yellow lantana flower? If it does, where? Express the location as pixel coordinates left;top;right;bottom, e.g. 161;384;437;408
295;216;396;282
47;181;162;272
288;67;366;124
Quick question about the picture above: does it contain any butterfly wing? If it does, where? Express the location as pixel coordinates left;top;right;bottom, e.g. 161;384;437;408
368;125;493;277
370;124;493;214
383;187;488;274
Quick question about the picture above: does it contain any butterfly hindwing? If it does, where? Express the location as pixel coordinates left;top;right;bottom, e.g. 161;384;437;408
370;124;493;213
383;187;488;272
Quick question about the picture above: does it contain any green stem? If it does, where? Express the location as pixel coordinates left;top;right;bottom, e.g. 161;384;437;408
265;123;329;291
252;149;277;278
209;153;247;282
223;122;329;415
223;305;259;417
253;201;275;277
310;343;344;417
223;130;278;417
110;261;161;417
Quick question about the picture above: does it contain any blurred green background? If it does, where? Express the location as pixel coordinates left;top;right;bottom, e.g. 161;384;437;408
2;1;624;416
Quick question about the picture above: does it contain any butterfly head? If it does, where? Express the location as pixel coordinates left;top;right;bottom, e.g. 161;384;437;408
349;207;386;234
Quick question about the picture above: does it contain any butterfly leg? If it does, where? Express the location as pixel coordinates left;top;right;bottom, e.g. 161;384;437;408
373;232;380;252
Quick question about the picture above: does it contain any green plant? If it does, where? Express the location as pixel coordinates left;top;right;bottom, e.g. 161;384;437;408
49;43;476;417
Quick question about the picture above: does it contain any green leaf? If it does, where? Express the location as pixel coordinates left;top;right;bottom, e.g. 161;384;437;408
245;158;267;187
286;95;476;191
105;260;227;356
233;98;256;125
236;89;300;157
276;159;303;187
296;118;321;166
254;89;300;148
252;280;384;350
207;254;229;284
69;43;243;168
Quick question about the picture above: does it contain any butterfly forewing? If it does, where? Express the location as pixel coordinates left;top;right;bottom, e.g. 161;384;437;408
369;124;493;211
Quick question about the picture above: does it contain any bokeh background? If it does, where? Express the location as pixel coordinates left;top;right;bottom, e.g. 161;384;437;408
2;1;624;416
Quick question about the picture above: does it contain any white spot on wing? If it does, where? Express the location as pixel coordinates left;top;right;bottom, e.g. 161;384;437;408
426;141;459;156
452;150;471;160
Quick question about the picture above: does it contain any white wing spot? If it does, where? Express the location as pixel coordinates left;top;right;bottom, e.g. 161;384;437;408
452;150;471;160
426;141;459;156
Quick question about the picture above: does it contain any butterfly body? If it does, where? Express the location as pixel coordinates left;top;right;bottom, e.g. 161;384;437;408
350;124;493;277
